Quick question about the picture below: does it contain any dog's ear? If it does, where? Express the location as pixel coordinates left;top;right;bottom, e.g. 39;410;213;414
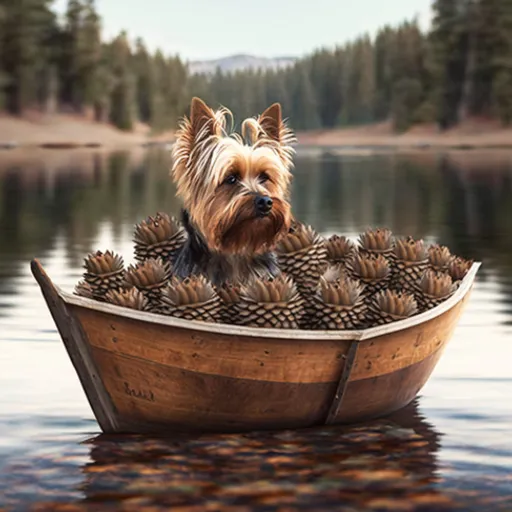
255;102;296;167
258;103;282;142
190;97;217;137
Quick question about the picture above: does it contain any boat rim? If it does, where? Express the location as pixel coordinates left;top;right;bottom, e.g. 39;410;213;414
56;262;481;341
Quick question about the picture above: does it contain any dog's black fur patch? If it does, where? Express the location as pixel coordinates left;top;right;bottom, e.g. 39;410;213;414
172;209;281;286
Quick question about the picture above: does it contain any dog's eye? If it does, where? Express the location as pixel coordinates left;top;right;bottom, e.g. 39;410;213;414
224;174;239;185
259;172;270;183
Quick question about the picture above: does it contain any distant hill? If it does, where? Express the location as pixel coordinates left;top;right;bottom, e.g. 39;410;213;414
187;54;296;75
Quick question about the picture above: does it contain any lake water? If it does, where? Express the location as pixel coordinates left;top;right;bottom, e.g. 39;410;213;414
0;146;511;511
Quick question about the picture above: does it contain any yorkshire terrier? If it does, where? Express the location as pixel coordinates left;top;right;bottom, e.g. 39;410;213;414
170;97;296;286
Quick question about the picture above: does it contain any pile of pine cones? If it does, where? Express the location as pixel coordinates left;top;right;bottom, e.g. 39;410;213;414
74;213;473;331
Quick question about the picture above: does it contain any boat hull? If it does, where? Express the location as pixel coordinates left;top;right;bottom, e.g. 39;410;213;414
31;259;479;434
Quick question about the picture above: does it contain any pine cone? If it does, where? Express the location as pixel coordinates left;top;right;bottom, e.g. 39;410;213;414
358;228;395;260
300;264;346;328
448;256;473;282
351;253;391;299
415;270;457;312
83;250;125;301
74;280;94;300
325;235;356;271
133;212;187;263
124;258;171;313
161;275;220;323
216;282;242;325
105;287;149;311
311;273;367;330
321;263;347;283
236;275;305;329
368;289;418;326
276;223;328;296
428;244;453;272
391;237;428;294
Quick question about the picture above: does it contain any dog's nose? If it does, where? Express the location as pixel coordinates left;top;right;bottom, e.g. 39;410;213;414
255;195;273;215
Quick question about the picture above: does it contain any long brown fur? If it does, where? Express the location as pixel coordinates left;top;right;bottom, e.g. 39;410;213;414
171;97;296;256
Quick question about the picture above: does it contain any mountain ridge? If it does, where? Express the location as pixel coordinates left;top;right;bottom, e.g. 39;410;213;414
187;54;296;75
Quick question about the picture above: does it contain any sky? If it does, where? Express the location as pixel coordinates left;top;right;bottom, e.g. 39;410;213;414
52;0;433;62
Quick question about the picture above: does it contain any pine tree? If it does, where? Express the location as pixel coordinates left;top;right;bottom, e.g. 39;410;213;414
469;0;499;117
357;36;376;124
0;3;9;110
489;0;512;124
132;38;155;123
289;64;320;130
60;0;101;112
392;78;423;132
457;0;478;122
79;0;101;110
1;0;56;113
264;69;291;117
93;44;115;122
374;26;395;121
339;37;375;125
61;0;83;108
308;49;343;127
251;69;267;117
235;70;259;121
3;0;512;133
163;55;188;128
149;50;166;131
493;70;512;124
389;21;431;130
185;72;211;109
107;31;135;131
430;0;471;128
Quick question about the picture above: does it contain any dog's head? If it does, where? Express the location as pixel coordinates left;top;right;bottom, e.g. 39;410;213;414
171;97;296;255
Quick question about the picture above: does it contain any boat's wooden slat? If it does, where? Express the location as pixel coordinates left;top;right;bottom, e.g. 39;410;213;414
89;346;336;430
74;306;352;384
333;347;447;424
30;258;480;433
324;341;359;425
30;260;119;433
349;294;469;381
59;263;480;342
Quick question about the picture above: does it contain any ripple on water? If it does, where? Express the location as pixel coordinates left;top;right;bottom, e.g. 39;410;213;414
1;149;512;510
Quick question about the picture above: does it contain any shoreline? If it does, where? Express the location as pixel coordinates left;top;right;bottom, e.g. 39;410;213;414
0;113;175;151
1;115;512;151
295;120;512;150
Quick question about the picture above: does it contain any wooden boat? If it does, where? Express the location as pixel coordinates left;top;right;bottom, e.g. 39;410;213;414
31;259;480;434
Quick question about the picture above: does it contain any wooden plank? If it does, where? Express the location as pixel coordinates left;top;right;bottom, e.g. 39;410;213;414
31;258;478;433
89;346;336;432
349;295;468;381
74;305;351;383
326;289;472;425
30;259;119;433
324;341;359;425
334;347;447;424
60;263;481;341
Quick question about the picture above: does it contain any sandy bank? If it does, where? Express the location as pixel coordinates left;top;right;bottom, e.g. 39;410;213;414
297;120;512;149
0;113;174;149
1;114;512;151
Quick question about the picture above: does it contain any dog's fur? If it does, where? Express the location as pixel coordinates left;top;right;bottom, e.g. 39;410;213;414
170;97;296;286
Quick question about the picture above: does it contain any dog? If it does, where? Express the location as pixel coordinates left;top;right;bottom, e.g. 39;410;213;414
170;97;296;286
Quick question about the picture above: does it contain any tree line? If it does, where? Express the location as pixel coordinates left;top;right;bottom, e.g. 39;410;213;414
0;0;511;133
0;0;187;132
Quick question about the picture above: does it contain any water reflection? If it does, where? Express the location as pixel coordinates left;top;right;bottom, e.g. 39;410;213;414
3;147;512;317
2;401;508;511
1;147;512;510
1;401;453;511
81;401;445;510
